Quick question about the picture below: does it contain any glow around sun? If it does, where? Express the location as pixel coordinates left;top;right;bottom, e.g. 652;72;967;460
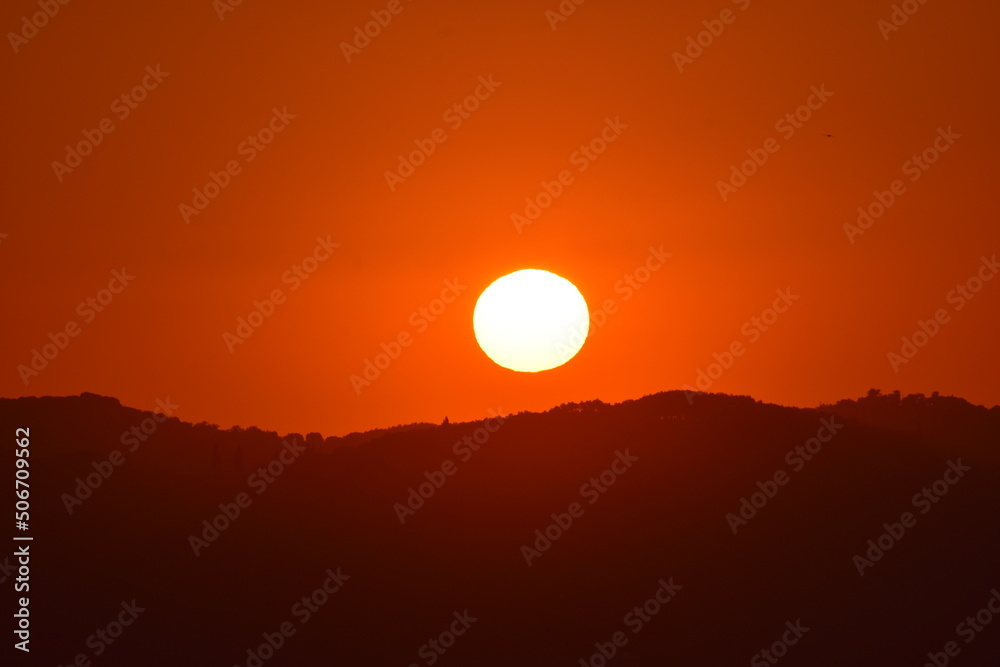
473;269;590;372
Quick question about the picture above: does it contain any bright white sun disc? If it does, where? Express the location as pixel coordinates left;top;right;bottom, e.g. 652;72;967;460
473;269;589;372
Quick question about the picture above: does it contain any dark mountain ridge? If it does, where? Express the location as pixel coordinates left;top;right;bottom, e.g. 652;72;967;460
1;390;997;666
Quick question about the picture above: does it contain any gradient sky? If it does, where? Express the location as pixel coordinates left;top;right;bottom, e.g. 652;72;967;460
2;0;998;436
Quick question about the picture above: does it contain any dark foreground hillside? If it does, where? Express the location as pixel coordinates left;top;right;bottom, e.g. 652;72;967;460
2;390;998;666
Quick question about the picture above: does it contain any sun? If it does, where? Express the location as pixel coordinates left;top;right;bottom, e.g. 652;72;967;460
473;269;590;372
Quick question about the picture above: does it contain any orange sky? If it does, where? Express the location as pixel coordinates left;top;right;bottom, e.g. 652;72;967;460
2;0;998;436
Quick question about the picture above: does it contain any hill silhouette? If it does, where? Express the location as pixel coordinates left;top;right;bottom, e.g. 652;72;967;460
2;390;997;666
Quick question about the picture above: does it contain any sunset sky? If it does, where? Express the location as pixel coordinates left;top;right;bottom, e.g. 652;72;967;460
3;0;998;437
